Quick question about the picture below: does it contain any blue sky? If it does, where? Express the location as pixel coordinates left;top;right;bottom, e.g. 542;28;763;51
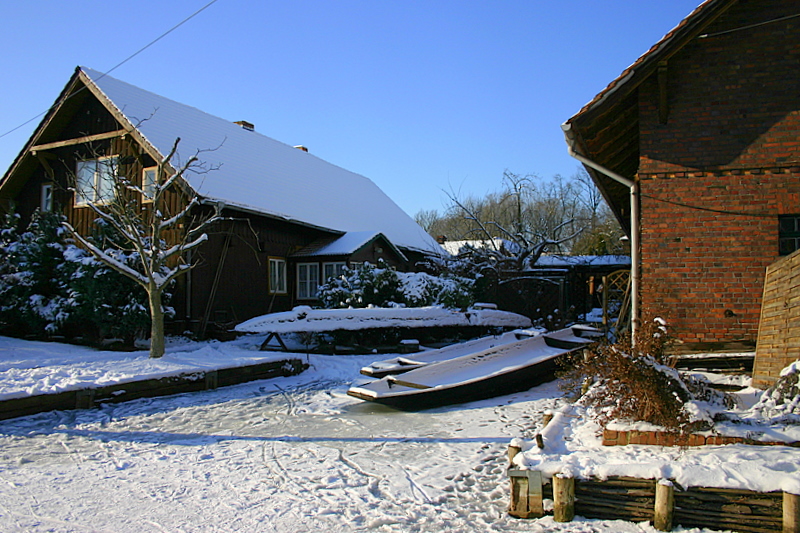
0;0;702;218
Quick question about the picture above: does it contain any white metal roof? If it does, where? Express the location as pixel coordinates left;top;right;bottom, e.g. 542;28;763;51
81;67;444;255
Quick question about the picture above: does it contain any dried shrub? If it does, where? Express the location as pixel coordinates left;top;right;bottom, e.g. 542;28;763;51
561;316;726;433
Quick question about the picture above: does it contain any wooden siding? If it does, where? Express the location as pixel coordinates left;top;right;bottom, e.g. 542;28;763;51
752;248;800;389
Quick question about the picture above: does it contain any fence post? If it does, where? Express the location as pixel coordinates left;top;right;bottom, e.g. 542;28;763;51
553;474;575;522
785;492;799;533
654;480;675;532
508;469;543;518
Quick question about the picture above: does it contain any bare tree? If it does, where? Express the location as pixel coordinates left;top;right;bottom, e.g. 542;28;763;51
442;187;580;279
65;138;221;358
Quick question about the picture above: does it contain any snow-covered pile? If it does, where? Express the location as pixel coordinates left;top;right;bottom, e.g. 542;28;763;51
235;305;532;334
750;360;800;421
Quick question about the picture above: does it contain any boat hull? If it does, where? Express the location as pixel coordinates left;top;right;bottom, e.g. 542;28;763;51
347;351;566;411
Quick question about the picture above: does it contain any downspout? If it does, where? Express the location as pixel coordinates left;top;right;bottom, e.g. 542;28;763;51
561;123;640;340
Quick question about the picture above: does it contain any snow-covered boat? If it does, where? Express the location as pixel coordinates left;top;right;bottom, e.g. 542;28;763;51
359;329;539;378
359;325;601;378
235;305;532;335
347;326;600;410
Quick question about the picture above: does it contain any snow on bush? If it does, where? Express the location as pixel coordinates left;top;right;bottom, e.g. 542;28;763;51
317;259;474;309
560;316;733;433
0;210;168;345
750;360;800;423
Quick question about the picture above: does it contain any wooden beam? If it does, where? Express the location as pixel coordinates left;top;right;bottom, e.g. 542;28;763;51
30;129;129;153
658;61;669;124
785;492;799;533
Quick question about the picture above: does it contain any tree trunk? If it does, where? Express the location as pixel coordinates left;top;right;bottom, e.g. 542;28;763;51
148;286;165;359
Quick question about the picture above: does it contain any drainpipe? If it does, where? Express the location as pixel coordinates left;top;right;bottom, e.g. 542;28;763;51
561;123;640;340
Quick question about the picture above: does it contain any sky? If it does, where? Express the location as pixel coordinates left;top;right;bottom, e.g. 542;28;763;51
0;0;703;219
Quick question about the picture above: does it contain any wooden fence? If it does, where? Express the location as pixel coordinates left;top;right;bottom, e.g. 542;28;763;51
752;247;800;389
508;461;799;532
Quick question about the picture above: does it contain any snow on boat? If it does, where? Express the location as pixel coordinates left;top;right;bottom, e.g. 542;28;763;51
347;326;600;410
359;330;532;378
359;325;600;378
235;305;532;334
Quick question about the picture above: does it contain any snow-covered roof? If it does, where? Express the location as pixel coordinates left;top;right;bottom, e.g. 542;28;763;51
79;67;444;255
291;231;407;261
440;238;519;256
532;254;631;268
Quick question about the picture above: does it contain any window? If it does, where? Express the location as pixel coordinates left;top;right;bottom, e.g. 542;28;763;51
323;262;347;282
297;263;320;299
40;183;53;212
75;156;118;205
142;167;157;201
779;215;800;255
269;258;287;294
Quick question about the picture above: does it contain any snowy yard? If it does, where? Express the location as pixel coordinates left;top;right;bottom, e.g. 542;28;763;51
0;334;797;532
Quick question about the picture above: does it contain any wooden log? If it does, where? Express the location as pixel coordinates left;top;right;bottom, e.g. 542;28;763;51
785;492;800;533
553;475;575;522
654;480;675;532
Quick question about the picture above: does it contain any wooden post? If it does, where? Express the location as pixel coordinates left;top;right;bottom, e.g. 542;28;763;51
508;469;543;518
654;480;675;532
75;389;96;410
785;492;800;533
553;475;575;522
508;443;521;466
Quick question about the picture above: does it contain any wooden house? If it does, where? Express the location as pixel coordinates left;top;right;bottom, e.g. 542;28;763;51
562;0;800;352
0;67;445;335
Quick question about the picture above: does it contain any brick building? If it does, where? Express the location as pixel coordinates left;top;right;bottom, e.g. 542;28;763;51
562;0;800;351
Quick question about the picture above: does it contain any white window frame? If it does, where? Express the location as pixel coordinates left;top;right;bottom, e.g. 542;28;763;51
142;166;157;202
75;156;118;206
297;262;320;300
269;257;287;294
40;183;53;212
323;261;347;282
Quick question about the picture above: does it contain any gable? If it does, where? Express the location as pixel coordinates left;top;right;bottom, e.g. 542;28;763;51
562;0;737;232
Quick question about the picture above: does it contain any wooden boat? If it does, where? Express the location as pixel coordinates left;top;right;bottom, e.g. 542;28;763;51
359;330;537;378
359;325;600;378
347;326;600;410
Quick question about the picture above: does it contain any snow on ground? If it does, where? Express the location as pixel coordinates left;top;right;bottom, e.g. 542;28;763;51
0;335;288;400
0;334;794;532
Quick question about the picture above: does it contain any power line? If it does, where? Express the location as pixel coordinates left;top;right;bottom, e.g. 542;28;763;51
0;0;221;142
639;192;775;218
698;12;800;39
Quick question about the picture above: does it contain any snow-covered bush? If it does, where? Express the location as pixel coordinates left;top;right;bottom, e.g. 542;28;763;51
0;210;167;346
0;210;75;336
560;317;732;433
751;361;800;423
317;259;474;309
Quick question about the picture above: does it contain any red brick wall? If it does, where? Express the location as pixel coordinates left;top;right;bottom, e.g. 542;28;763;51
635;0;800;346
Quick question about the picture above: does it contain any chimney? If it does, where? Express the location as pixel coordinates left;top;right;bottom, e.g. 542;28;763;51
294;145;309;152
234;120;254;131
